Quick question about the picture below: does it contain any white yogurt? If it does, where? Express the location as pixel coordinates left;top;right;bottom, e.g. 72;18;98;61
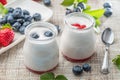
60;13;96;61
23;22;59;73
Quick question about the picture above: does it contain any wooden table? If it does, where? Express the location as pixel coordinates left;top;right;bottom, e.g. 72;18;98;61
0;0;120;80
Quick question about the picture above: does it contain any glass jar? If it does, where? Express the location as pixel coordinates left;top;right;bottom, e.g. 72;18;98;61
60;12;96;62
23;22;59;74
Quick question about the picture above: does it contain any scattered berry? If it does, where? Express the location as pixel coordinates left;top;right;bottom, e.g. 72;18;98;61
0;28;14;47
13;8;22;18
82;63;91;72
66;9;72;15
72;65;83;75
23;9;30;15
73;7;82;12
44;31;53;37
104;8;113;17
43;0;51;6
33;13;41;21
7;15;15;24
103;2;112;8
0;18;7;25
30;32;39;39
12;22;21;31
19;26;26;34
16;19;25;24
23;21;31;27
8;7;14;13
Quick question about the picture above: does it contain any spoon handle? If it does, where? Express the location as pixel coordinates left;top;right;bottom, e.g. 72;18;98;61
101;47;109;74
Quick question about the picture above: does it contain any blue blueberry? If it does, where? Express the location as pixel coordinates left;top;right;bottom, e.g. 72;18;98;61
23;9;30;15
19;26;26;34
22;21;31;27
30;33;39;39
7;15;15;24
8;7;14;13
66;9;72;15
33;13;41;21
72;65;83;75
0;18;7;24
82;63;91;72
77;2;86;10
103;2;112;8
104;8;113;17
13;8;22;18
73;7;82;12
43;0;51;6
24;15;32;22
16;19;25;24
12;22;21;31
44;31;53;37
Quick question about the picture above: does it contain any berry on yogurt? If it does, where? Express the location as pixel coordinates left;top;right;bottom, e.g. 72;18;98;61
44;31;53;37
72;23;86;29
30;32;39;39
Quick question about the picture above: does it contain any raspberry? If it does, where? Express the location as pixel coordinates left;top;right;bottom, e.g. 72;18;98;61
0;0;7;5
0;28;14;47
72;23;86;29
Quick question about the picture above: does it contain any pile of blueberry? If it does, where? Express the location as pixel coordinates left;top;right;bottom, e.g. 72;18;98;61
66;2;86;15
72;63;91;76
103;2;113;17
0;7;41;34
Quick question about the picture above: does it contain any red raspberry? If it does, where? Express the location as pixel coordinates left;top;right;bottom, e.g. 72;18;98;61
72;23;86;29
78;25;86;29
0;28;14;47
0;0;7;5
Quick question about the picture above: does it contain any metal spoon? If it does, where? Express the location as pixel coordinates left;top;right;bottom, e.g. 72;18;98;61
101;28;114;74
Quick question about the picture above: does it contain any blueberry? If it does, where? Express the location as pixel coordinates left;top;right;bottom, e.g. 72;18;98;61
82;63;91;72
13;8;22;18
0;18;7;25
73;7;82;12
103;2;112;8
43;0;51;6
77;2;86;9
19;26;26;34
15;7;22;12
66;9;72;15
24;15;32;22
16;19;25;24
44;31;53;37
72;65;83;75
23;21;31;27
12;22;21;31
30;33;39;39
33;13;41;21
23;9;30;15
104;8;113;17
8;7;14;13
7;15;15;24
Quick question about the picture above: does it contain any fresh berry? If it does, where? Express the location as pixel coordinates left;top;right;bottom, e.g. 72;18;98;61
16;19;25;24
103;2;112;8
0;0;7;5
13;8;22;18
22;21;31;27
0;18;7;25
24;15;32;22
23;9;30;15
30;32;39;39
8;7;14;13
66;9;72;15
104;8;113;17
7;15;15;24
33;13;41;21
82;63;91;72
72;65;83;75
0;28;14;47
77;2;86;10
73;7;82;12
72;23;86;29
44;31;53;37
43;0;51;6
19;26;26;34
12;22;21;31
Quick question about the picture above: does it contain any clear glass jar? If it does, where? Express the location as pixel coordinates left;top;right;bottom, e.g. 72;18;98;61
23;22;59;74
60;12;96;62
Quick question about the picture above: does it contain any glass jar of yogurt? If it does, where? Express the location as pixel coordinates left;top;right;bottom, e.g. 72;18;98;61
23;22;59;74
60;12;96;62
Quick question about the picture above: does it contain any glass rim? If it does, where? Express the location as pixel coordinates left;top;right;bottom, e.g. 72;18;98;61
65;12;95;31
25;21;58;41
